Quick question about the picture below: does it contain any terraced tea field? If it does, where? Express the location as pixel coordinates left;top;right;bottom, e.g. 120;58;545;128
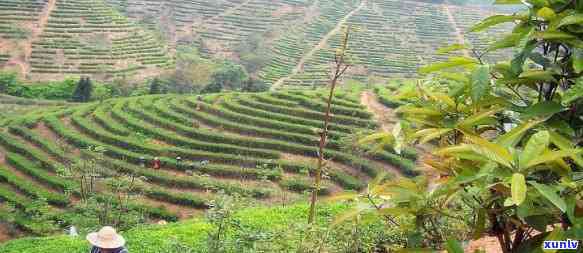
29;0;172;78
0;0;517;84
0;95;69;126
262;0;519;89
0;88;417;236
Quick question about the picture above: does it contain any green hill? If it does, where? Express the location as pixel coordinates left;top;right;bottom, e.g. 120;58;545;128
0;86;416;239
0;0;516;87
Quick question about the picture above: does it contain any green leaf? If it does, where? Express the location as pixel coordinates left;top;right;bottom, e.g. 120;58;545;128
557;13;583;28
331;205;367;227
529;53;551;67
536;7;556;20
525;149;582;168
547;120;575;137
488;33;523;51
519;131;549;169
511;41;537;76
465;134;514;167
519;70;556;81
563;78;583;104
548;131;574;150
396;106;442;116
527;0;549;7
436;44;467;55
572;49;583;74
470;65;490;103
497;120;542;148
521;101;564;119
445;239;464;253
530;181;567;213
533;31;577;40
457;109;502;131
550;131;583;167
471;15;524;32
512;173;527;206
439;72;469;83
427;92;456;108
413;128;453;144
419;57;478;74
359;132;394;145
359;132;395;153
493;63;514;77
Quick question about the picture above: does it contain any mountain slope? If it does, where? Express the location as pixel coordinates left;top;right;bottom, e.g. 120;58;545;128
0;87;417;238
0;0;517;85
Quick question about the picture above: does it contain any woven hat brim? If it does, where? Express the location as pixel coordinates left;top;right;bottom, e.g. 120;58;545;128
86;232;126;249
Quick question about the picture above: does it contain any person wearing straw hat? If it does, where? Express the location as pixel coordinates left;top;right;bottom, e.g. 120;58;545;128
87;226;129;253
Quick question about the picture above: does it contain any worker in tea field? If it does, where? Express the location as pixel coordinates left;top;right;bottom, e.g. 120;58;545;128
196;95;202;110
87;226;129;253
153;157;161;170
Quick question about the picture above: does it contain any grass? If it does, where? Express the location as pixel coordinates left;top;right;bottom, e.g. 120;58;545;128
0;203;352;253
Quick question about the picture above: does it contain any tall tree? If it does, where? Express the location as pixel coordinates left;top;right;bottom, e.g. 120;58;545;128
72;77;93;102
202;61;249;93
149;78;162;95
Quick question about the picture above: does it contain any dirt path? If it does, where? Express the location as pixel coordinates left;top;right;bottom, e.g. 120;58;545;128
138;198;202;220
442;3;470;57
466;237;502;253
0;147;5;166
23;0;56;75
0;222;13;243
270;0;367;90
360;91;395;132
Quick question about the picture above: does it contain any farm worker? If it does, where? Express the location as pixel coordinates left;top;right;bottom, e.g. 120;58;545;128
69;225;78;236
87;226;129;253
196;95;202;111
139;157;145;167
153;157;161;170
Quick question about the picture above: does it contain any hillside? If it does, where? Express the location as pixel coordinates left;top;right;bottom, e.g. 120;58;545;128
0;203;353;252
0;95;69;126
0;86;417;240
0;0;516;86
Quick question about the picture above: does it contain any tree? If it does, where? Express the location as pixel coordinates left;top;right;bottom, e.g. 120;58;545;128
202;61;249;93
171;46;216;93
236;33;271;75
72;77;93;102
357;1;583;251
149;78;162;95
0;71;18;94
242;77;269;92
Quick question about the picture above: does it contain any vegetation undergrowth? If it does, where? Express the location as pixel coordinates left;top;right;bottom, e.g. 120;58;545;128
0;203;401;253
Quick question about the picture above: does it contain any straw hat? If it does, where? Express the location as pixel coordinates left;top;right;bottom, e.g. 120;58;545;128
86;226;126;249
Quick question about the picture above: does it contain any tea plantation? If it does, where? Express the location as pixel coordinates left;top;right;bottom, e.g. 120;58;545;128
0;87;417;237
0;203;354;253
0;0;515;86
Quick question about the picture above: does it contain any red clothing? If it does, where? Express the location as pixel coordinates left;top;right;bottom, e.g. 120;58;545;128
153;159;161;170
